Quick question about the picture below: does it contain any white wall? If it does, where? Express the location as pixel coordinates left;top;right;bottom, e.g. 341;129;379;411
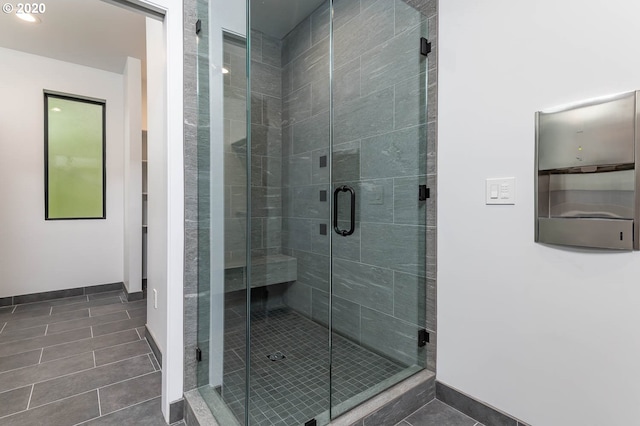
438;1;640;425
0;47;124;298
139;0;184;420
123;56;143;295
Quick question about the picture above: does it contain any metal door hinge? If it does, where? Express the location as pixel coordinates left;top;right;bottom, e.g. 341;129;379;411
196;347;202;362
196;19;202;35
418;329;429;347
420;37;432;56
419;185;430;201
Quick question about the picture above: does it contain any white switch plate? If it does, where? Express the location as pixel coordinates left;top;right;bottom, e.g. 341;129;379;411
486;177;515;205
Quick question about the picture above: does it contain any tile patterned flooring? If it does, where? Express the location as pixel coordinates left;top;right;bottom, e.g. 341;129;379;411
218;307;406;425
398;399;484;426
0;290;180;425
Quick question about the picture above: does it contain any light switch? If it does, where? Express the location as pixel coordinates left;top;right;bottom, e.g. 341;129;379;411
490;184;499;199
486;177;515;205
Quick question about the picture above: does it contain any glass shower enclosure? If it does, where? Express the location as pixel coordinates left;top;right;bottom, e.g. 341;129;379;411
197;0;429;424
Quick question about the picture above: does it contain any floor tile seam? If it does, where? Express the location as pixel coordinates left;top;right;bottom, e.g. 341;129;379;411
0;388;98;421
49;299;126;315
40;324;146;354
26;355;157;409
147;353;155;370
0;361;99;396
44;310;142;334
0;327;93;358
96;369;160;391
88;303;146;318
72;395;161;425
0;310;56;324
97;387;102;416
26;384;34;410
92;318;148;337
0;322;6;333
437;399;485;425
12;294;89;308
0;310;93;331
0;325;48;344
43;335;148;365
0;350;152;396
0;344;93;377
89;350;155;370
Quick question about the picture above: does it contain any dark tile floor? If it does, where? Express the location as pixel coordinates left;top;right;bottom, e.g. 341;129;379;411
218;307;407;426
0;289;180;425
397;399;483;426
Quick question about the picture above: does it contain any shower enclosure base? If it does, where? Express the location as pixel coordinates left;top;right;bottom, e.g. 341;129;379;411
185;368;435;426
198;307;422;426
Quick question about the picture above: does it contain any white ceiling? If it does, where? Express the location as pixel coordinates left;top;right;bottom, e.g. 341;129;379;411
0;0;146;75
251;0;326;39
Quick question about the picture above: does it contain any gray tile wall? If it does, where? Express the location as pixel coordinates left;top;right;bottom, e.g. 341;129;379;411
280;0;431;369
280;0;331;325
183;0;197;391
225;32;283;268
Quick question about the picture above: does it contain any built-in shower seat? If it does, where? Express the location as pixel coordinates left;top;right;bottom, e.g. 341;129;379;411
223;254;297;292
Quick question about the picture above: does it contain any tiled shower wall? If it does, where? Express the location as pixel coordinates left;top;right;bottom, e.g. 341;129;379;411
280;0;431;368
224;32;284;265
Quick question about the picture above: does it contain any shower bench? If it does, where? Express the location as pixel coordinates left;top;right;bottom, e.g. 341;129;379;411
224;254;297;292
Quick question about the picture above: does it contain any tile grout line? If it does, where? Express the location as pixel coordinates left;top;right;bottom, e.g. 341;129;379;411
0;322;5;334
0;351;154;396
44;324;48;336
135;328;142;339
71;395;162;426
26;384;34;410
96;369;158;391
38;347;44;364
92;350;96;368
147;353;155;370
29;369;161;414
97;388;102;416
126;310;131;320
0;315;146;358
11;306;17;314
49;307;53;315
0;389;99;422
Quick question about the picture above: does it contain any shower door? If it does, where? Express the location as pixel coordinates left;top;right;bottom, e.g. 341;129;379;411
196;0;429;424
329;0;429;417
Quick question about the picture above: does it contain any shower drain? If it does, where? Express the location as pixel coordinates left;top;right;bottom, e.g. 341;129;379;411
266;351;286;361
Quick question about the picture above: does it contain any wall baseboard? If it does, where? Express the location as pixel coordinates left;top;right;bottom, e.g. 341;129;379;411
145;325;163;368
123;284;144;302
436;381;530;426
170;398;185;424
1;282;124;305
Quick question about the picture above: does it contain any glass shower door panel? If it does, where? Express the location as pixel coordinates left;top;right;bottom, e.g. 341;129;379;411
330;0;429;417
248;0;332;425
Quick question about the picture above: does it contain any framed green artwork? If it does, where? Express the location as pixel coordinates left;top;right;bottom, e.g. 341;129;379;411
44;91;106;220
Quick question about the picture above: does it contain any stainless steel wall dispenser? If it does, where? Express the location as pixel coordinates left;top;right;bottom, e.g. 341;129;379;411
535;91;640;250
